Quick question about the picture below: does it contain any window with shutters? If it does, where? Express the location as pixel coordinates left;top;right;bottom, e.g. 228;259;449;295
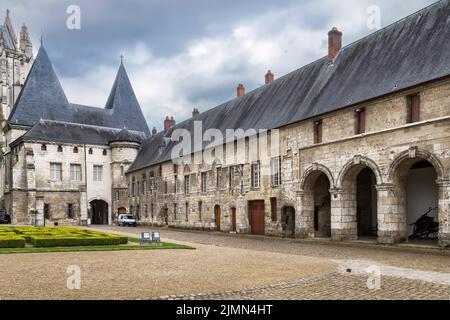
314;120;323;144
355;108;366;134
407;93;421;123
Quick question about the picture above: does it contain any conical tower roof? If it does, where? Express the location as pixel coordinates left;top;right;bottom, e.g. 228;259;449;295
8;45;73;127
105;62;150;135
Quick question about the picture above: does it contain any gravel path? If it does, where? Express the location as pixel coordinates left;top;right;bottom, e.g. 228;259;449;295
94;225;450;273
1;225;449;300
0;241;334;300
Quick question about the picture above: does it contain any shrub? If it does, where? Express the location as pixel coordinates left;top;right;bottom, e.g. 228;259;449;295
0;236;26;248
31;236;128;247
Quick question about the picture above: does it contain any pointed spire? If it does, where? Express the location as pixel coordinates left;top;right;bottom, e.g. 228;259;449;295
8;45;72;126
104;63;150;136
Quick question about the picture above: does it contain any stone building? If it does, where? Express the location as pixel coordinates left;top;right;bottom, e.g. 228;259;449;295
126;1;450;247
0;42;149;225
0;10;33;147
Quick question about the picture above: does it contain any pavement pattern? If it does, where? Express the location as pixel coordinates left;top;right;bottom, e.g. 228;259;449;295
0;225;449;300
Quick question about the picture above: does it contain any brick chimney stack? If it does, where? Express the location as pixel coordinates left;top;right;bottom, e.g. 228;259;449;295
237;84;245;97
328;27;342;62
265;70;274;84
152;127;157;137
164;116;176;131
192;108;200;118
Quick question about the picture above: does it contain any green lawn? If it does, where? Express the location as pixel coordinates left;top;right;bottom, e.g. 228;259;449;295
0;241;194;254
0;227;194;253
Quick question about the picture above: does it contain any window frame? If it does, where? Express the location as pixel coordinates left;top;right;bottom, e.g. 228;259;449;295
93;165;103;182
70;163;82;182
50;162;62;181
251;162;261;189
271;157;281;187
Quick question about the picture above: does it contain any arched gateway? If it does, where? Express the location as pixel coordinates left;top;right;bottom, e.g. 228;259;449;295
90;200;109;225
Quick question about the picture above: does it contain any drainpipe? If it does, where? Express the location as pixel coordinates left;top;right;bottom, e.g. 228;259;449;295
84;144;89;225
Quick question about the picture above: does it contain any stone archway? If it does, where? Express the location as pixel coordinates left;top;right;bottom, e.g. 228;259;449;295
90;200;109;225
379;149;446;245
299;167;333;238
337;157;382;239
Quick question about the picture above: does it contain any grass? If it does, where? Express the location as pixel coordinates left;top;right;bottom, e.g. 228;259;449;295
0;242;194;254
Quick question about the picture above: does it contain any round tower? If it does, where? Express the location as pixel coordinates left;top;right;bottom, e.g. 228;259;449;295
109;128;142;220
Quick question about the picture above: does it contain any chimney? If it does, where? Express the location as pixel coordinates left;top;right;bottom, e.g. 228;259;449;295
265;70;274;84
328;27;342;62
170;116;176;128
152;127;157;137
237;83;245;97
164;116;171;131
192;108;200;118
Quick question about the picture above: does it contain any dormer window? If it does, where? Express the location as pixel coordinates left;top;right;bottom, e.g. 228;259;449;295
41;144;47;151
73;147;79;153
57;145;63;152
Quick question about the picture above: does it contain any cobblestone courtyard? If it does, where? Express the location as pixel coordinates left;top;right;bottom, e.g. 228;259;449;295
0;225;449;300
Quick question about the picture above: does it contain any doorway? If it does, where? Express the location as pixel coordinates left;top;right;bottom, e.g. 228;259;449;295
214;205;221;231
231;208;237;232
249;201;265;235
90;200;109;225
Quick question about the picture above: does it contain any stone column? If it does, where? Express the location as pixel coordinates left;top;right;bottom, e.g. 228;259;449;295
296;190;315;238
437;180;450;248
35;196;44;227
79;186;88;225
330;188;358;241
376;184;406;244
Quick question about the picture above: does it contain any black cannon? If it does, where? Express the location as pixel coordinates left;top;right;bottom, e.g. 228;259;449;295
408;207;439;240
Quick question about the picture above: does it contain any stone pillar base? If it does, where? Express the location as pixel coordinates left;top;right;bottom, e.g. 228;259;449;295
332;229;357;241
377;231;406;245
295;228;314;239
439;233;450;248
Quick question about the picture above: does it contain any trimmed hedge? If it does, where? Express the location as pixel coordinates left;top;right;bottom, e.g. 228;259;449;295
31;236;128;247
0;237;26;248
0;227;128;248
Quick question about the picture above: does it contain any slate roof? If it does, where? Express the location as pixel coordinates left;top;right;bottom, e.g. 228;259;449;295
7;46;150;136
0;25;14;49
11;119;146;147
128;0;450;173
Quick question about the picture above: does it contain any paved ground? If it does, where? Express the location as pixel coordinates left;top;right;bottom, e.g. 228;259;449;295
0;225;449;300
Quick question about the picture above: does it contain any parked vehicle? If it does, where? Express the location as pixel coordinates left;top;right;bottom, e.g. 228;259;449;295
0;214;11;224
409;207;439;240
118;214;137;227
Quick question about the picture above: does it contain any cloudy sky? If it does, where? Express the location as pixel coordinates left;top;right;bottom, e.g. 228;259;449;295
1;0;437;130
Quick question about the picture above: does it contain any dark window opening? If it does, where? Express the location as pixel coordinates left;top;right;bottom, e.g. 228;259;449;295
68;204;75;219
88;148;93;155
73;147;79;153
407;93;421;123
57;145;63;152
314;120;323;144
355;108;366;134
41;144;47;151
44;204;50;220
270;197;277;222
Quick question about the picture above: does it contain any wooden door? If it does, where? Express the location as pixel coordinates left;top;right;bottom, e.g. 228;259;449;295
250;201;265;235
231;208;236;232
214;206;221;231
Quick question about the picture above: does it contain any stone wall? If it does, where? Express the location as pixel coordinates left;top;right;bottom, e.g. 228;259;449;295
128;78;450;247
